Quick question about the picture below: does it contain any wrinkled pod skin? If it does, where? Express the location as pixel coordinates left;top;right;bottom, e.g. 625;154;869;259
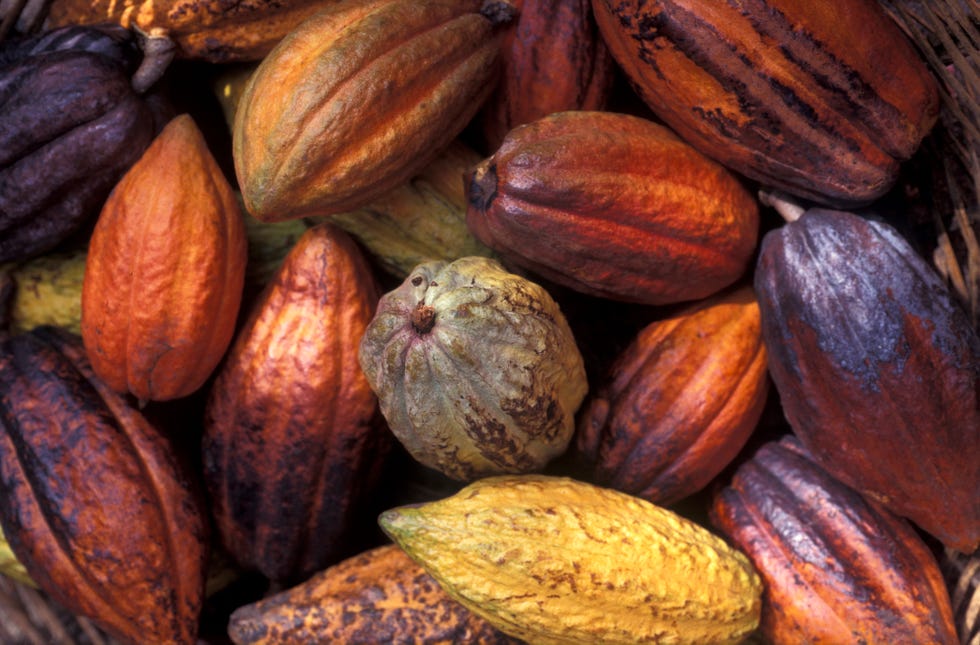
358;256;588;481
754;208;980;552
465;110;759;305
227;544;523;644
203;223;391;583
0;326;208;645
0;25;157;263
711;436;959;645
591;0;940;206
576;285;768;505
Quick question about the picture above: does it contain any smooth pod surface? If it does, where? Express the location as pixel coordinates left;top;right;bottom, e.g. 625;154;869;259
466;110;759;305
754;208;980;552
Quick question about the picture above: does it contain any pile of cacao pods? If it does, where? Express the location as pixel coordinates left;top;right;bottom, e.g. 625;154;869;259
1;0;978;643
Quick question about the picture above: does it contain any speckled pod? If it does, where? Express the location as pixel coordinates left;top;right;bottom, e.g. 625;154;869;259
380;474;762;645
591;0;940;205
0;326;207;645
754;209;980;552
711;436;958;645
465;110;759;305
203;223;389;583
358;256;588;481
227;544;522;644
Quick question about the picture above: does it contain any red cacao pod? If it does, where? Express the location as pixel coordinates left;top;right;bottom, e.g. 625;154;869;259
576;285;768;505
466;110;759;305
711;436;958;645
591;0;940;205
81;114;248;402
0;326;207;645
203;223;390;583
754;208;980;552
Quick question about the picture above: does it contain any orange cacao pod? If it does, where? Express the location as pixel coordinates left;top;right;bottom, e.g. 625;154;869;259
591;0;940;205
227;544;522;644
466;110;759;305
234;0;513;222
203;223;390;583
0;326;208;645
576;285;768;505
81;114;248;403
711;436;958;645
476;0;614;150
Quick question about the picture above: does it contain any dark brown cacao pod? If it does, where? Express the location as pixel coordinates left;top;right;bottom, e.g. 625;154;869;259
754;208;980;552
203;223;391;583
711;436;958;645
0;26;156;263
0;326;208;645
591;0;940;206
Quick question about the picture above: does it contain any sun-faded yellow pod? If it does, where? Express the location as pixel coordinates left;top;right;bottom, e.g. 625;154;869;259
380;474;763;645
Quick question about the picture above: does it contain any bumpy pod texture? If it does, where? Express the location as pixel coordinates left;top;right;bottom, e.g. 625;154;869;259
380;474;762;645
358;256;587;481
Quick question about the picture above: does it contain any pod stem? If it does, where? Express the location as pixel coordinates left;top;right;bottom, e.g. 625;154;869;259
132;27;176;93
758;189;807;223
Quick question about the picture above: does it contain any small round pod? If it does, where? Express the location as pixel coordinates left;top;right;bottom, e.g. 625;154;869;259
358;256;588;481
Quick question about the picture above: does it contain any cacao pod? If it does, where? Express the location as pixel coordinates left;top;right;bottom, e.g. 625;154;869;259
0;25;156;263
315;140;497;277
358;256;588;481
0;524;32;588
227;544;522;644
203;223;390;583
0;326;208;645
475;0;614;151
465;110;759;305
47;0;340;63
1;249;86;336
754;208;980;552
711;436;959;645
233;0;511;222
591;0;940;205
576;285;768;505
380;474;763;645
81;114;248;403
940;547;980;645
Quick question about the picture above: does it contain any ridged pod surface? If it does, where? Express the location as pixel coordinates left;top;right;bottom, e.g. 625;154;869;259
46;0;342;62
227;544;522;644
591;0;940;205
466;110;759;305
711;436;958;645
0;26;156;263
576;285;768;505
476;0;614;150
0;327;207;645
380;474;762;645
203;223;389;583
81;114;248;402
233;0;511;222
358;256;587;481
754;208;980;552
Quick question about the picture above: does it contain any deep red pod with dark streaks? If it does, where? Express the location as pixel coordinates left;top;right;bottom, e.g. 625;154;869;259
591;0;940;206
202;222;392;584
711;436;959;645
0;326;208;645
754;208;980;552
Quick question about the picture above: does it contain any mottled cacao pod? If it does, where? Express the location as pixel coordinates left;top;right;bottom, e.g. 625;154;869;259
755;208;980;552
591;0;940;205
233;0;511;221
711;436;958;645
358;256;588;481
0;326;208;645
0;25;156;263
576;285;768;505
940;547;980;645
203;223;390;583
476;0;614;150
47;0;341;62
466;110;759;305
227;544;522;644
81;114;248;403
